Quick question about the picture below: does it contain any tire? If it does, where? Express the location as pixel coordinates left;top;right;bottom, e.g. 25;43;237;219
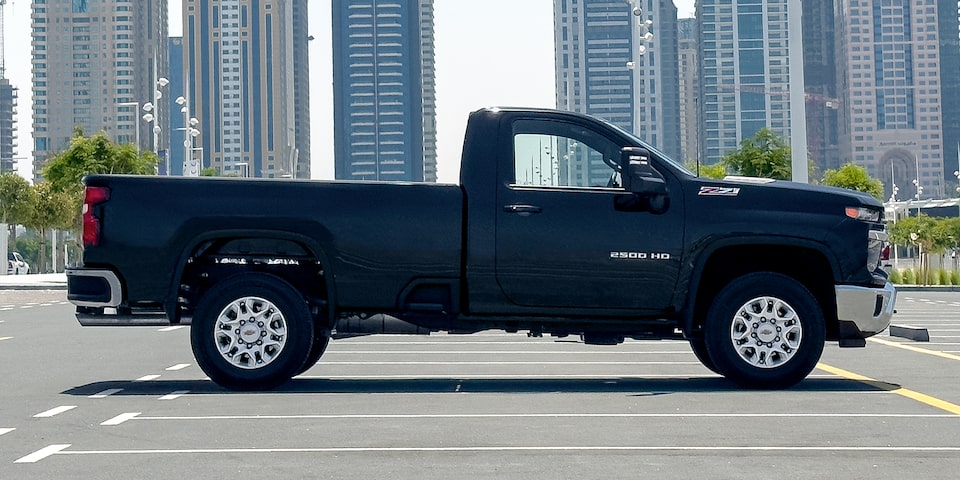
191;273;315;390
688;338;721;375
296;334;330;375
704;272;825;389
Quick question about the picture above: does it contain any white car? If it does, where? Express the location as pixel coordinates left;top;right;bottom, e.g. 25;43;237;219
7;252;29;275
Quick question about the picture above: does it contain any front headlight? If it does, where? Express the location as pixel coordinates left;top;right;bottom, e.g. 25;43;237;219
845;206;881;222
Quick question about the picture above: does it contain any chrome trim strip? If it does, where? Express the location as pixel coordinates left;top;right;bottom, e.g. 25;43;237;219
66;269;122;307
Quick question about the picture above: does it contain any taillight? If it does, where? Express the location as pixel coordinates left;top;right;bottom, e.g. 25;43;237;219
880;244;891;262
82;186;110;247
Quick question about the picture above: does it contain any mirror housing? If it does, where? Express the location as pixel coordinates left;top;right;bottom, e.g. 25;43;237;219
620;147;667;196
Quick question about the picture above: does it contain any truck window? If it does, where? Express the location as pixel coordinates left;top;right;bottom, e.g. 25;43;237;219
512;120;621;189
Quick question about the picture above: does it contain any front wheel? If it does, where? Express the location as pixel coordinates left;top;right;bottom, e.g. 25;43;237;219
191;273;314;390
704;273;825;389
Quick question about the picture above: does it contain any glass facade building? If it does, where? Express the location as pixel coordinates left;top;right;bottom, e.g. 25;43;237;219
331;0;436;182
696;0;796;166
836;0;945;199
30;0;168;181
184;0;310;178
554;0;681;186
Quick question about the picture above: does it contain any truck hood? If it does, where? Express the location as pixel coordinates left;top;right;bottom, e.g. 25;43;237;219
708;175;884;209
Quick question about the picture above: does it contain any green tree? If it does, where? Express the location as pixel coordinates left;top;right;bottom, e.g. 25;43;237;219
21;182;79;273
721;128;792;180
889;214;951;285
685;161;727;179
821;163;885;201
42;129;158;197
0;173;38;245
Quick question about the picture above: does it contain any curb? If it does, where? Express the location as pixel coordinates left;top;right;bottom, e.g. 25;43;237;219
0;284;67;291
889;325;931;342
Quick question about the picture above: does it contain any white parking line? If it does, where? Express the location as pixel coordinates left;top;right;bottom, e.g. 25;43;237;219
158;326;187;332
130;412;958;422
14;444;71;463
0;336;12;341
45;445;960;459
89;389;124;399
0;427;14;436
34;406;77;418
165;364;191;371
101;412;141;426
327;350;693;355
135;375;161;382
319;361;702;365
159;390;190;400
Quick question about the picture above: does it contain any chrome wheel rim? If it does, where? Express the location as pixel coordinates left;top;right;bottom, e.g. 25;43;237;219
730;296;802;369
213;296;287;369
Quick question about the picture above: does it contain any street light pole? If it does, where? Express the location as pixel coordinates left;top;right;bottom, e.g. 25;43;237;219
176;95;201;176
117;102;141;153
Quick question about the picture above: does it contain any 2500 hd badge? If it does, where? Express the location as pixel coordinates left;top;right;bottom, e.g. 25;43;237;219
610;252;672;260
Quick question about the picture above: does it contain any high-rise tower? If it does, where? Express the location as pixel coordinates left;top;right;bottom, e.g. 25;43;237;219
184;0;310;178
332;0;436;182
31;0;167;180
836;0;945;199
696;0;799;167
554;0;681;185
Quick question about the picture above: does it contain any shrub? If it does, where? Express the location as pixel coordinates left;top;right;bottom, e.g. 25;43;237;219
938;269;951;286
889;268;903;284
952;270;960;286
902;268;916;285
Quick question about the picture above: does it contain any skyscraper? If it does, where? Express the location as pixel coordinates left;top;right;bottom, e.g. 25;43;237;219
678;17;698;165
184;0;310;178
937;0;960;193
803;0;840;175
835;0;945;200
0;78;16;174
554;0;681;185
696;0;797;167
31;0;168;180
332;0;436;182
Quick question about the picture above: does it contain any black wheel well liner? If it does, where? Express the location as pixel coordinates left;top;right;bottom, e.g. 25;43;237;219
166;230;336;326
682;239;840;341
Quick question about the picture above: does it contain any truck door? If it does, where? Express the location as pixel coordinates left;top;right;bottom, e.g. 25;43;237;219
495;118;684;312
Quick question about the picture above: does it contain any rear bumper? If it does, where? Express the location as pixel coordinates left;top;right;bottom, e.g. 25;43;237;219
835;281;897;338
66;268;122;307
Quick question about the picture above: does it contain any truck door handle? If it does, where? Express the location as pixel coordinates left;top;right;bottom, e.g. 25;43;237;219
503;204;542;216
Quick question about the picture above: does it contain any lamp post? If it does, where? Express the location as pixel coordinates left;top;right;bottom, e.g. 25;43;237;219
626;2;654;139
913;178;923;215
141;76;169;174
954;170;960;217
117;101;140;153
175;95;201;176
889;173;899;270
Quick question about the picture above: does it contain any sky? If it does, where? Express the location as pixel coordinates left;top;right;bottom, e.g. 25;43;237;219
4;0;696;183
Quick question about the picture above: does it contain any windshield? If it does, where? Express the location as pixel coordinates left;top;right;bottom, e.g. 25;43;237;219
601;119;696;177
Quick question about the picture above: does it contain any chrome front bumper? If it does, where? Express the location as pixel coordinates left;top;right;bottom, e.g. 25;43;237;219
835;281;897;337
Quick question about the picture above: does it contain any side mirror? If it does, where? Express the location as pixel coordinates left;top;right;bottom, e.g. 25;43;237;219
620;147;667;196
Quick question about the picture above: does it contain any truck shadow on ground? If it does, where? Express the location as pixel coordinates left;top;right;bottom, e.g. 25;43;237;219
62;376;899;396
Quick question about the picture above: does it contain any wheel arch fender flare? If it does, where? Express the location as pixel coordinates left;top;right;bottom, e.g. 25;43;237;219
163;222;338;324
679;235;841;336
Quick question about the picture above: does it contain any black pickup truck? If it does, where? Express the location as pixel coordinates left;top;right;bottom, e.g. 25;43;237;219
67;107;896;390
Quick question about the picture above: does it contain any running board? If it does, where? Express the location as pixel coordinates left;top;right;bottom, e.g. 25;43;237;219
76;312;172;326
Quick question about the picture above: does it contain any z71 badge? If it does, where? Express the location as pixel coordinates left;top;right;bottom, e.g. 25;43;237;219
698;186;741;196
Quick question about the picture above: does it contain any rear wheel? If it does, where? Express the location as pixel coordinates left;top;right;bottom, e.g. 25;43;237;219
191;273;314;390
704;272;825;389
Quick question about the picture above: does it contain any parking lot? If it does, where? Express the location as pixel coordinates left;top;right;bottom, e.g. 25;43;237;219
1;289;959;479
